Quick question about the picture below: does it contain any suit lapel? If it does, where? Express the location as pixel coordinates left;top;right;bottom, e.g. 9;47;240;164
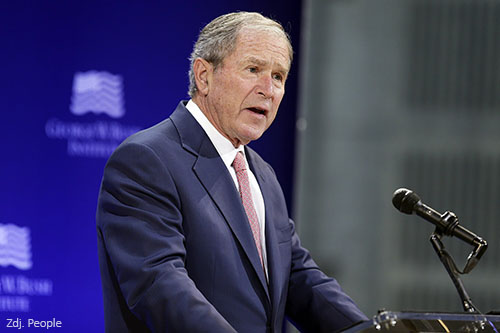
246;148;284;320
170;103;270;300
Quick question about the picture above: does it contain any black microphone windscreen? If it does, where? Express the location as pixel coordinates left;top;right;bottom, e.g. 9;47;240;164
392;188;420;214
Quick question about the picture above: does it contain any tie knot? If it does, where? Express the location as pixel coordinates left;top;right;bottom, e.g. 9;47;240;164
232;152;247;173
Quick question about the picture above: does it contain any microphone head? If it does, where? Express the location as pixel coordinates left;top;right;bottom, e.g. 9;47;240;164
392;188;421;214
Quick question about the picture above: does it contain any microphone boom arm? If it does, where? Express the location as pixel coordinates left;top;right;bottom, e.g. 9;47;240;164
420;208;488;274
429;231;478;313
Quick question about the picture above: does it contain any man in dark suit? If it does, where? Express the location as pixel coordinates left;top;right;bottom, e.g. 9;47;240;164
96;12;367;332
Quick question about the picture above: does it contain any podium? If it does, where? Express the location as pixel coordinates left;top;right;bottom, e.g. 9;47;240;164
341;311;500;332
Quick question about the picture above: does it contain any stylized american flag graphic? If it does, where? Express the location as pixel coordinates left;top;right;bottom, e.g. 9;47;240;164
0;224;32;270
70;70;125;119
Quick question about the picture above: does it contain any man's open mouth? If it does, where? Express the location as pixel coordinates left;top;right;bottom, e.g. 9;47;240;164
248;107;266;115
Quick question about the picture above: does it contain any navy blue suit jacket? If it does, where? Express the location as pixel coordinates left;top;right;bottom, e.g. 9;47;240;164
96;101;367;332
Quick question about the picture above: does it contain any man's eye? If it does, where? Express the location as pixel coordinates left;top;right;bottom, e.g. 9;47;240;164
273;73;283;82
248;67;258;73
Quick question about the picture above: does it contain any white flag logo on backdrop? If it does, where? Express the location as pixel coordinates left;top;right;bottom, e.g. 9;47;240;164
0;224;33;270
70;70;125;119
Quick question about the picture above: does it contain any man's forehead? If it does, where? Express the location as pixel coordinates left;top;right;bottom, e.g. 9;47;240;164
236;26;292;61
234;36;291;69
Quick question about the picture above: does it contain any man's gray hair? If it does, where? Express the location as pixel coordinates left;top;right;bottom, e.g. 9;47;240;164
188;12;293;97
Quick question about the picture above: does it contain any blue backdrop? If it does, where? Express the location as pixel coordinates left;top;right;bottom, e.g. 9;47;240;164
1;1;301;331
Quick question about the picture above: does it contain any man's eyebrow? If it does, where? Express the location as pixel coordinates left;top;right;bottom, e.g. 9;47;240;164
242;56;268;66
242;56;290;75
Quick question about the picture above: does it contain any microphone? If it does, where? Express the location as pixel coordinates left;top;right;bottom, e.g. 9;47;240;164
392;188;487;273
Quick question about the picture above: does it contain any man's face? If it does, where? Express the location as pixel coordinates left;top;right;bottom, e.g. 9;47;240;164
202;27;290;147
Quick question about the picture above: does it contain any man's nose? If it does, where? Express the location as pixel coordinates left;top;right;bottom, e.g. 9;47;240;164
256;75;274;98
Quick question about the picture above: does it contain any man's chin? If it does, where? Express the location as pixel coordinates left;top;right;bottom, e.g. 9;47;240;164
238;131;265;146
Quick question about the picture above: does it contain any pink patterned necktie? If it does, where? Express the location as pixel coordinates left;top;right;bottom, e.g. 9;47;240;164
232;152;264;267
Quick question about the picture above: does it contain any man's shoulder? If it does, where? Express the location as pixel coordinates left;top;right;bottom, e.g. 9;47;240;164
245;146;275;177
105;102;194;164
245;145;263;163
121;101;192;149
125;117;176;146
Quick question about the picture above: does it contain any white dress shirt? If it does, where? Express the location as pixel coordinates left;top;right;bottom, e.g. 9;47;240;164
186;100;268;276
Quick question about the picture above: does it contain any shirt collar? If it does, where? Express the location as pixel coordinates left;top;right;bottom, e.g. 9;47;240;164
186;99;246;169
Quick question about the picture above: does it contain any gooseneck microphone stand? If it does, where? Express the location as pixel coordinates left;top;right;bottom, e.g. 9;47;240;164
429;229;478;313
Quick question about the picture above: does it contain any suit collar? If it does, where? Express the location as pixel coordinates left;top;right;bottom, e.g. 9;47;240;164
170;101;207;156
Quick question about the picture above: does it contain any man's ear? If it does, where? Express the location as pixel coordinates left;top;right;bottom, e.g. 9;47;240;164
193;58;213;96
